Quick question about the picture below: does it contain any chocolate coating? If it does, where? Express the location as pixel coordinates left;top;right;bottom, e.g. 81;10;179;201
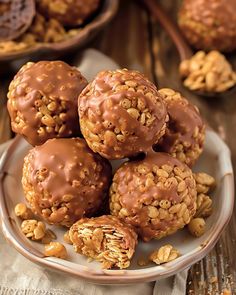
110;152;197;242
154;88;205;166
7;61;88;146
178;0;236;52
0;0;35;41
22;138;112;227
78;69;168;160
69;215;137;269
37;0;100;27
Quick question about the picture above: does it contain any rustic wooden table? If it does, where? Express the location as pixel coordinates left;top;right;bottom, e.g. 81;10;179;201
0;1;235;294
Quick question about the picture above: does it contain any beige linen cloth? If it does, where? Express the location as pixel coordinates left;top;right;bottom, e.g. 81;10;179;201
0;49;188;295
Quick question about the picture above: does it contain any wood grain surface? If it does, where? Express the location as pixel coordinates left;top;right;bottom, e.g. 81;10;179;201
0;0;235;294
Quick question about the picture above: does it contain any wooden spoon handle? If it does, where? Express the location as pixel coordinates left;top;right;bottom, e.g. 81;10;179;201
143;0;193;61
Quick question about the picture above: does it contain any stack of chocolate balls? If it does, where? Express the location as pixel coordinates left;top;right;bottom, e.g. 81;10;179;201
7;61;206;268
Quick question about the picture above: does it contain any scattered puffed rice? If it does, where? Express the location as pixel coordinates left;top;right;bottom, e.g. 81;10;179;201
188;218;206;237
21;219;46;240
44;242;67;259
195;193;212;218
14;203;33;220
179;51;236;93
149;244;180;265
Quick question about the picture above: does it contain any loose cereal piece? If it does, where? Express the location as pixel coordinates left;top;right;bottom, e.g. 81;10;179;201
110;152;197;242
156;88;205;166
78;69;168;160
195;193;212;218
69;215;137;269
179;51;236;93
44;242;67;259
194;172;216;188
21;219;46;240
188;218;206;237
7;60;88;146
194;172;216;195
14;203;33;220
22;138;111;227
149;244;180;265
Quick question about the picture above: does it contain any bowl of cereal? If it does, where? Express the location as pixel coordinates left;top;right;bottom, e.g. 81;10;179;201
0;0;118;62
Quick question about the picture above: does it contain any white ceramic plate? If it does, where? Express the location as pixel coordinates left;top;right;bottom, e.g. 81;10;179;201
0;130;234;284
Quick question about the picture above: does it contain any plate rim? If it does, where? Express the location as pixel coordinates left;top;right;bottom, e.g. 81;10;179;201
0;131;234;284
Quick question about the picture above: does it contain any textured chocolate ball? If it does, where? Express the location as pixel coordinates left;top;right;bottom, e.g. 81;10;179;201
110;152;197;242
22;138;112;227
7;61;88;146
69;215;137;269
78;69;168;160
154;88;205;166
37;0;100;27
178;0;236;52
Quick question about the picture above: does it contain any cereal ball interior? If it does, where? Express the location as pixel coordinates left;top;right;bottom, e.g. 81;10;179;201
7;61;88;146
110;152;197;242
155;88;205;166
178;0;236;52
37;0;100;27
78;69;168;159
22;138;112;227
69;215;137;269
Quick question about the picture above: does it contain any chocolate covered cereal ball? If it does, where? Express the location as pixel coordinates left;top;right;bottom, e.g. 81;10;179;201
69;215;137;269
178;0;236;52
78;69;168;160
7;61;88;146
37;0;100;27
22;138;112;227
110;152;197;242
155;88;205;166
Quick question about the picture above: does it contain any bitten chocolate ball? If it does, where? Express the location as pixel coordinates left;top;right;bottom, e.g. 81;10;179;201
22;138;112;227
7;61;88;146
178;0;236;52
110;153;197;242
37;0;100;27
69;215;137;269
78;69;168;160
154;88;205;167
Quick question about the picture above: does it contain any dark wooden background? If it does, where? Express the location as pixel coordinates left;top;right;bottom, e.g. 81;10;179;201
0;1;235;294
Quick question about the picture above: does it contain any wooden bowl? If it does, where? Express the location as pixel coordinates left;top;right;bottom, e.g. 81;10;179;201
0;0;119;63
